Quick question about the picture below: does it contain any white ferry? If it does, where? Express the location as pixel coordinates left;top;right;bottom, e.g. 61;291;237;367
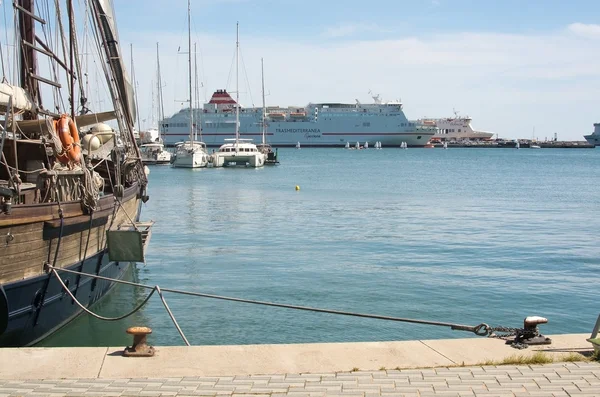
584;123;600;146
160;91;436;147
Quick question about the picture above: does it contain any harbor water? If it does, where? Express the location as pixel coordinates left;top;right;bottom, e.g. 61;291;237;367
39;148;600;347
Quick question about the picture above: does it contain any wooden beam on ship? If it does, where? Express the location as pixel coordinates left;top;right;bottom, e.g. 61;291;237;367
34;36;75;80
13;2;46;24
29;73;61;89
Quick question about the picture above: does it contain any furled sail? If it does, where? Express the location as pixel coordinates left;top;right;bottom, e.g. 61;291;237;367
0;83;37;114
90;0;136;129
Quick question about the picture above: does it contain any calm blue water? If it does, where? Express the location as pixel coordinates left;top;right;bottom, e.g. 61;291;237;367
40;148;600;347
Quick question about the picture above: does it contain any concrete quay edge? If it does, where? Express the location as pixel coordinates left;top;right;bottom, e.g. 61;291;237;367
0;333;593;380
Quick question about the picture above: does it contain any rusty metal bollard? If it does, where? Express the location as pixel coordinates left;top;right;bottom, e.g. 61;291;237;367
123;326;155;357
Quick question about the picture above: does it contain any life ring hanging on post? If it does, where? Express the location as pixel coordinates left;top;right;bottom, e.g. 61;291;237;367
53;114;81;164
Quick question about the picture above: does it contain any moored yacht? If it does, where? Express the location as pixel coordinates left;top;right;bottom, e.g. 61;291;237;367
172;141;209;168
257;58;278;165
171;1;209;168
212;139;265;167
141;143;171;165
211;24;265;168
422;111;494;142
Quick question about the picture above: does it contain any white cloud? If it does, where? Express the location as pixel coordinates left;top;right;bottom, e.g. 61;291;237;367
322;23;391;38
567;23;600;38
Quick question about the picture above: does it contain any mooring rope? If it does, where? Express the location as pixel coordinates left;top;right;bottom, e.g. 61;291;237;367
49;268;191;346
48;266;492;344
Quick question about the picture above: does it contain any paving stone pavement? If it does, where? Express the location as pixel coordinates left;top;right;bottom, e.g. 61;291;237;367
0;362;598;397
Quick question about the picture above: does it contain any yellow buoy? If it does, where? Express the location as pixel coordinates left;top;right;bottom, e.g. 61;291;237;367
295;185;300;191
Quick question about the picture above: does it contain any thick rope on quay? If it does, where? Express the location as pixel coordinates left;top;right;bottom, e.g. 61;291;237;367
48;266;495;343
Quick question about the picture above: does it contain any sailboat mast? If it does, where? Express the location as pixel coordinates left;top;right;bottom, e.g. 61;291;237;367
194;42;200;142
156;42;165;140
130;43;141;132
187;0;193;143
261;57;266;146
235;22;240;145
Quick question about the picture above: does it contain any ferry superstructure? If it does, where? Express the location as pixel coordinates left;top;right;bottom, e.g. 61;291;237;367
421;112;494;141
160;91;436;147
584;123;600;146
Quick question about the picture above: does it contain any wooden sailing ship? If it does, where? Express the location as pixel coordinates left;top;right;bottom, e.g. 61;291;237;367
0;0;149;346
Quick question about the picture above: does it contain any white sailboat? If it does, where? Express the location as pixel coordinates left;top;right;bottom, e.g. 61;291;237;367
256;58;278;165
530;127;541;149
211;23;265;168
141;43;171;165
345;142;350;149
171;0;209;168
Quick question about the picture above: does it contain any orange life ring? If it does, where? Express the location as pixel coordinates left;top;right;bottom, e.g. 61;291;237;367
53;115;81;164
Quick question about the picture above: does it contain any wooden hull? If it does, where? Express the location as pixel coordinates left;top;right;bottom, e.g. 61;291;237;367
0;183;143;347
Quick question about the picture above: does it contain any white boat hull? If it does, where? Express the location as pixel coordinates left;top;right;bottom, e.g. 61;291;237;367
172;152;208;168
212;153;265;167
171;142;209;168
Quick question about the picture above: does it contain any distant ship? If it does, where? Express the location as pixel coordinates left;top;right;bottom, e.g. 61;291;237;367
584;123;600;146
160;91;436;147
421;111;494;141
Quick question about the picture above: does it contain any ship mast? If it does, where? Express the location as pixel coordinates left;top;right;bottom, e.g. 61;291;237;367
156;42;165;142
187;0;193;143
17;0;40;118
261;57;266;146
194;42;200;142
235;21;239;146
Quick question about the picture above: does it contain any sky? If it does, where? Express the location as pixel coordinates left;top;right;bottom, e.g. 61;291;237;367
3;0;600;140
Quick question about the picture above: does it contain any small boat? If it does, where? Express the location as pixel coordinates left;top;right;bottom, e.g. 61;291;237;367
212;139;266;167
141;143;172;165
364;141;369;149
345;142;350;149
355;141;360;149
530;144;541;149
211;25;266;168
258;59;278;165
172;141;209;168
269;112;286;120
171;8;209;168
296;141;301;149
257;144;278;164
290;111;306;119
